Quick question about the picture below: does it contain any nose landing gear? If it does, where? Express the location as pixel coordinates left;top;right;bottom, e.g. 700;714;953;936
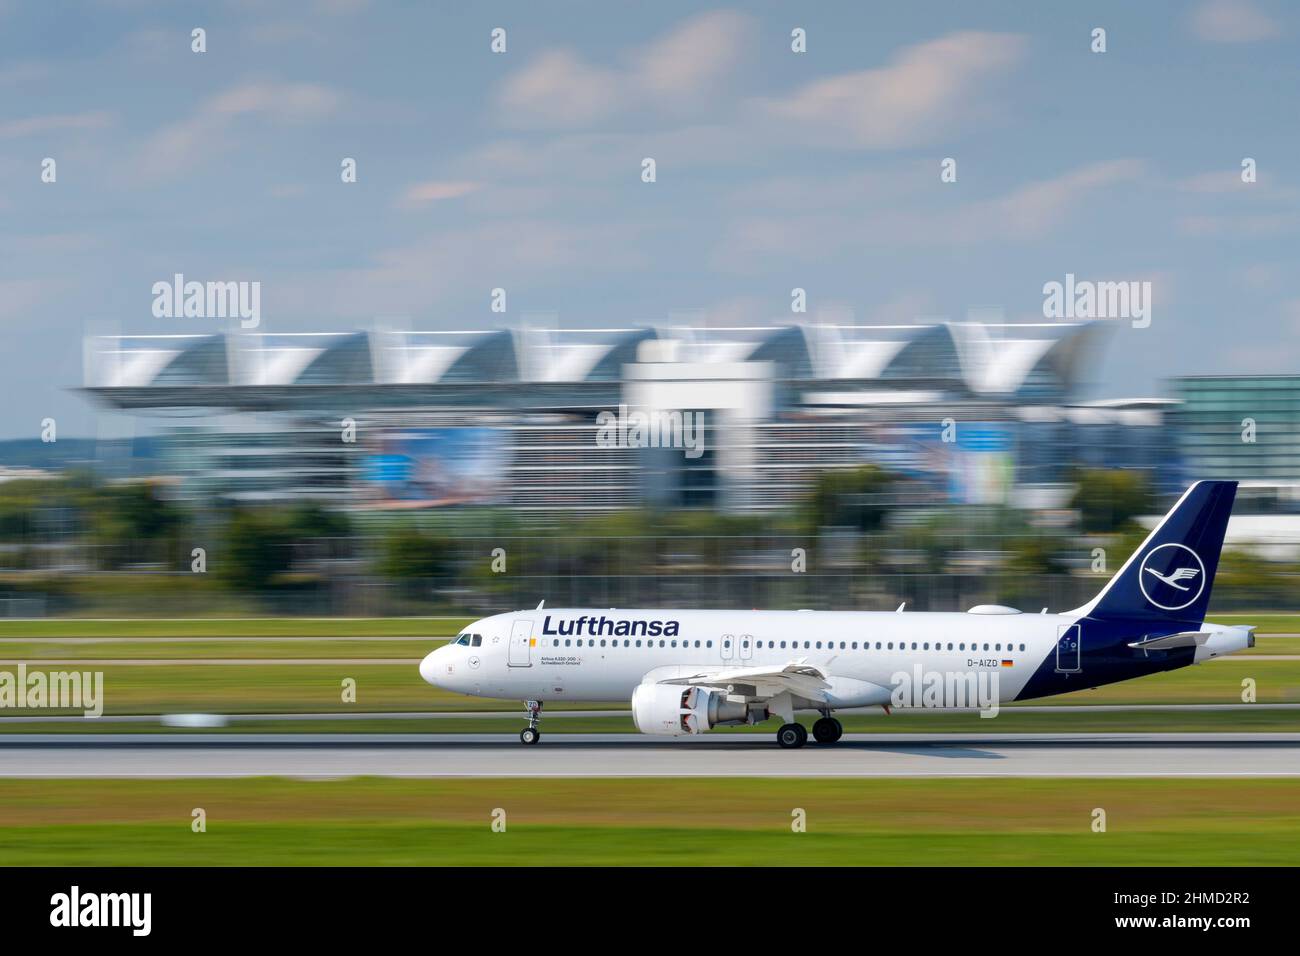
519;699;542;744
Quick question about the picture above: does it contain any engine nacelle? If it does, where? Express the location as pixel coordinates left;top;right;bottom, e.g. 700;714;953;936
631;683;750;736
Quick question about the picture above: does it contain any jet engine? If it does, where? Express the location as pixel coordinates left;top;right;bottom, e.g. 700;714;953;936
631;683;751;736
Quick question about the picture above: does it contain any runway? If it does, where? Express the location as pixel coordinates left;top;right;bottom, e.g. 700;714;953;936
1;733;1297;778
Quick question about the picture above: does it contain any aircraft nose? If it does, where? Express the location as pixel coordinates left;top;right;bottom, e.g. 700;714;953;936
419;648;443;687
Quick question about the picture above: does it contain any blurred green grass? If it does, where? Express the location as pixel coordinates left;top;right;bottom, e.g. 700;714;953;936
0;618;472;638
2;706;1298;734
0;777;1294;865
0;639;440;659
0;657;1292;718
0;614;1293;723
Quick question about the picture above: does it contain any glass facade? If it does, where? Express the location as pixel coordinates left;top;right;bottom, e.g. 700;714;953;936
1171;376;1300;481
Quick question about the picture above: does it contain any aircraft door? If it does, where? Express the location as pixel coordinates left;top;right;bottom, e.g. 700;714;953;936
720;633;734;661
509;619;534;667
1055;624;1081;673
738;633;754;661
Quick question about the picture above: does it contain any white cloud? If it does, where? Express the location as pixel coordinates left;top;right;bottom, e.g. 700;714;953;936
1175;167;1298;201
756;31;1027;148
497;51;624;128
0;279;55;321
970;159;1144;240
0;110;113;139
399;180;481;206
1176;169;1254;193
497;10;753;128
1178;212;1300;238
709;159;1144;272
207;82;338;120
632;10;751;101
276;220;652;319
139;81;338;177
1189;0;1280;43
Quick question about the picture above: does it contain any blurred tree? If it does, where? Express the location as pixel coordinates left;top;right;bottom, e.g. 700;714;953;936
1070;469;1154;533
87;480;183;569
1003;535;1066;576
286;502;350;540
0;478;52;539
217;509;296;592
1213;548;1300;611
804;465;894;534
376;524;451;582
996;535;1066;610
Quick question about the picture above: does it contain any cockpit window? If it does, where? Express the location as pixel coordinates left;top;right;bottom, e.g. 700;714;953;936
454;634;471;646
452;634;482;647
471;635;482;647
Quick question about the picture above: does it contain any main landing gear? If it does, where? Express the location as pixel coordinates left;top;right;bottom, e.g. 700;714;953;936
776;723;807;749
520;699;542;745
777;714;843;749
812;715;844;744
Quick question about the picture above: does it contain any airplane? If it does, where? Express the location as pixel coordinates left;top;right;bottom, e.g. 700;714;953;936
419;480;1253;748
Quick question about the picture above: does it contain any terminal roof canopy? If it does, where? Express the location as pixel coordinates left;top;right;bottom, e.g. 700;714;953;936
83;320;1109;402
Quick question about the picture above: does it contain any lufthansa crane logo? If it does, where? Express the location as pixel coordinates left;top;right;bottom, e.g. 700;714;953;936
1138;543;1206;611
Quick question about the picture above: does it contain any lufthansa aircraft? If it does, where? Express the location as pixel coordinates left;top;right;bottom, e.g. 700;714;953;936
420;480;1253;748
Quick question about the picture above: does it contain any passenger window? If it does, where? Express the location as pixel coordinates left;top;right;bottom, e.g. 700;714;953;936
706;641;713;648
635;640;642;647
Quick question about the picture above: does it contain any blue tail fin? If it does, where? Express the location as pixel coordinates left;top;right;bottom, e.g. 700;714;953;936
1074;480;1237;624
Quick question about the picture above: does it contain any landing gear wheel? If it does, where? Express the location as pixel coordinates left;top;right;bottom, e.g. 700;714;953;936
777;723;808;749
812;716;843;744
519;699;543;745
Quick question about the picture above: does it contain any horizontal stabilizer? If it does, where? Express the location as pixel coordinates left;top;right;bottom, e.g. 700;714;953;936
1127;631;1210;651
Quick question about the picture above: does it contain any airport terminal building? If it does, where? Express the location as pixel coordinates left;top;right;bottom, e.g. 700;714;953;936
81;320;1181;513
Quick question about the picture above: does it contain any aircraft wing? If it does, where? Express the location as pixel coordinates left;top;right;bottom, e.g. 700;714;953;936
659;661;831;702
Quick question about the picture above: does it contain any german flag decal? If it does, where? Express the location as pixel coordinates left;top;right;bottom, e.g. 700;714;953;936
1000;659;1014;667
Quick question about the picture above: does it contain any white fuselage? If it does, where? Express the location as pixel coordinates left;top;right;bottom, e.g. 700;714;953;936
422;607;1099;708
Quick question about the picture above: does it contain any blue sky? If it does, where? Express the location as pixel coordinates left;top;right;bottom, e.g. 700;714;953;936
2;0;1299;438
